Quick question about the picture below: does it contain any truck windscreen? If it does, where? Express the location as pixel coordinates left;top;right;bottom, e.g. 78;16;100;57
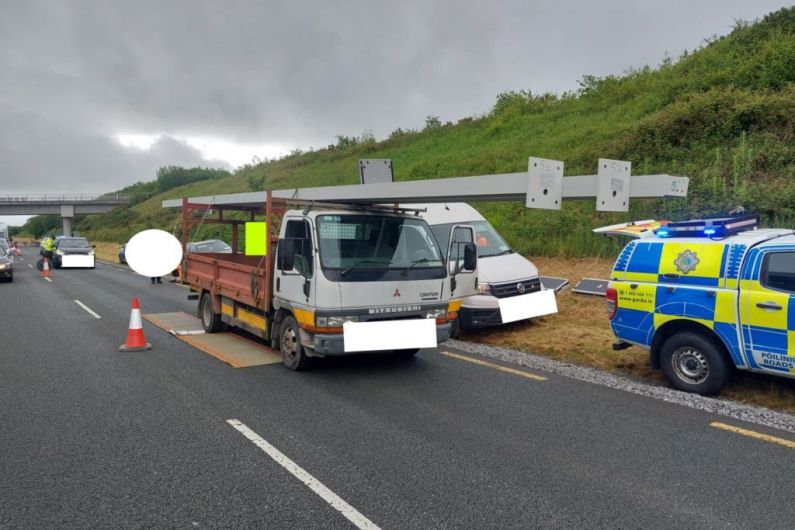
316;214;444;272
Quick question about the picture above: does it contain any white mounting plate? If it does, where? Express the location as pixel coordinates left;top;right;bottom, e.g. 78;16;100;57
526;157;563;210
596;159;631;212
359;159;394;185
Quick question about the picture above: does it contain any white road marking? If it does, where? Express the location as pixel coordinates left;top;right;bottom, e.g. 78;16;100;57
28;264;33;268
44;277;52;282
74;299;101;319
227;419;381;530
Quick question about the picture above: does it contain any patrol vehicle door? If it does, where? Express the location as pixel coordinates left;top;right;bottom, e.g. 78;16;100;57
739;250;795;374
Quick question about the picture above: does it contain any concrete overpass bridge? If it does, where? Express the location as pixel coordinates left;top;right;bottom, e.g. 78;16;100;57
0;193;131;236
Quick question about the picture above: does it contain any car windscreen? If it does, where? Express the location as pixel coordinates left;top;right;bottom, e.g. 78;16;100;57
316;214;444;270
430;220;512;258
57;238;90;248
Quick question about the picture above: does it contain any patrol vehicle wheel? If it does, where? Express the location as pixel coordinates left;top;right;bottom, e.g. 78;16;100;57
660;332;730;395
280;316;311;371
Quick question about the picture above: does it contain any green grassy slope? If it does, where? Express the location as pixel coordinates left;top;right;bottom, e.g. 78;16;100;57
77;8;795;257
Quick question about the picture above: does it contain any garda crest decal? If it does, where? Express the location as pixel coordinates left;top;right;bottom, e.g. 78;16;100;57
674;249;699;274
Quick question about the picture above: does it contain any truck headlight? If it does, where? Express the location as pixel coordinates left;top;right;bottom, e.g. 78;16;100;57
316;315;359;327
477;282;491;294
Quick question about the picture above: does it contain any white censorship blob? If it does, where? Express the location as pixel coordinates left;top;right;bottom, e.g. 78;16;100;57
125;229;183;277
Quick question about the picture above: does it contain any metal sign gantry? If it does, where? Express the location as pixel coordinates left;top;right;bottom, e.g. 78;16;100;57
162;157;688;212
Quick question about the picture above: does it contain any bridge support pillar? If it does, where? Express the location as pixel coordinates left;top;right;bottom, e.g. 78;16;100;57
61;205;74;237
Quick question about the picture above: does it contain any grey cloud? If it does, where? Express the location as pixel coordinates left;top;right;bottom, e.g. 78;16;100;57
0;0;790;199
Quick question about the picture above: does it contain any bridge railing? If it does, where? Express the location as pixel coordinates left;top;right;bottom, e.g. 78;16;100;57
0;193;132;203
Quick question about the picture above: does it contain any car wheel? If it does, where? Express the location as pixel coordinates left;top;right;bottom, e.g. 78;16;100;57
660;332;731;395
199;292;225;333
280;315;311;371
449;316;462;339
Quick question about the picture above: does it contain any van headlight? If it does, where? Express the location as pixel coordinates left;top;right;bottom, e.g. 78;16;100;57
0;263;8;270
477;282;491;294
426;308;447;319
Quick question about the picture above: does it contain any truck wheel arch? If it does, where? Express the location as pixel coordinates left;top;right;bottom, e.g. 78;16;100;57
650;320;732;370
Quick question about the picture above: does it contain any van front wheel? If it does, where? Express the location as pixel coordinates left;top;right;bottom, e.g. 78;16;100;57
660;332;731;395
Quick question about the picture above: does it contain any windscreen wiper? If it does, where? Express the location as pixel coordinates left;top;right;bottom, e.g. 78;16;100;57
341;259;388;276
400;257;437;276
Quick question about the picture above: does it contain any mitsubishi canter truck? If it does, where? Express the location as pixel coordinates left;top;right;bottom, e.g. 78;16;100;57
170;193;479;370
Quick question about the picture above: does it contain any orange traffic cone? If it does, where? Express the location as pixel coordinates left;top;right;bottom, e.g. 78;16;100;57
41;257;51;277
120;297;152;351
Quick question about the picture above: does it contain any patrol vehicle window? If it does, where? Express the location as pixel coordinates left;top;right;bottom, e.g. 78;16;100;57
762;252;795;293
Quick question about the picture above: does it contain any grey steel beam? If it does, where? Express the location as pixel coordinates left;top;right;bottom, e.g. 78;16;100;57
162;157;689;212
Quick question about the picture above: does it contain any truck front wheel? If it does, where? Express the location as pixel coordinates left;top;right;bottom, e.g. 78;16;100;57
660;332;731;395
280;315;311;371
199;292;225;333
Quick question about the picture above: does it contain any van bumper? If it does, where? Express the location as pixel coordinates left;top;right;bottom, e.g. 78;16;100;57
312;323;451;355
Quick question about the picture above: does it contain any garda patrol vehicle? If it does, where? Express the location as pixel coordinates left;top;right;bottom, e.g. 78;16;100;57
607;215;795;394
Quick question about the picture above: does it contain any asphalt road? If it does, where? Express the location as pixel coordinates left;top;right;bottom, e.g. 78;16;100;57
1;247;793;529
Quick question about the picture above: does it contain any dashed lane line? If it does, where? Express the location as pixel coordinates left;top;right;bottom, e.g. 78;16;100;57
74;299;102;319
227;419;381;530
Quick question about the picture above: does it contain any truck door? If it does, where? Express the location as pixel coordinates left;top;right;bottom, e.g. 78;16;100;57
275;219;315;308
739;250;795;373
448;225;478;298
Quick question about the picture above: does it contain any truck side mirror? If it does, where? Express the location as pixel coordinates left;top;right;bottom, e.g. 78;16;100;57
277;239;297;271
463;242;477;271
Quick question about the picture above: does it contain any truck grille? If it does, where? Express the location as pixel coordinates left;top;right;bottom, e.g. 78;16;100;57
490;278;541;298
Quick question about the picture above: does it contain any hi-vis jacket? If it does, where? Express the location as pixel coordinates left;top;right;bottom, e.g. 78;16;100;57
609;228;795;378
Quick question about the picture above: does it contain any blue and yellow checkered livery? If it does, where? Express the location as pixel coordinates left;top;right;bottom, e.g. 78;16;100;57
609;233;795;376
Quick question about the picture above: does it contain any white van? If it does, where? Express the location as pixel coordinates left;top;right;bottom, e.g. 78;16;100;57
406;203;557;337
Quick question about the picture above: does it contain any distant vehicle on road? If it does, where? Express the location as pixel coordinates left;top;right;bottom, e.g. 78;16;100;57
53;237;96;269
187;239;232;253
0;245;13;282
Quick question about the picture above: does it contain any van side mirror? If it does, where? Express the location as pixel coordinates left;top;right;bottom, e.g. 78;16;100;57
463;242;477;271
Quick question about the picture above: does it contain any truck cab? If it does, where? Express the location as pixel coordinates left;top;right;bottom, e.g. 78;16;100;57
607;215;795;394
270;208;478;367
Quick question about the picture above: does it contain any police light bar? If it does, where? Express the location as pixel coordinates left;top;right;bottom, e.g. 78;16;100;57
655;214;758;238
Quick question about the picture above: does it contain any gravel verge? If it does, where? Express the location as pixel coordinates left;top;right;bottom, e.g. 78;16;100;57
449;338;795;435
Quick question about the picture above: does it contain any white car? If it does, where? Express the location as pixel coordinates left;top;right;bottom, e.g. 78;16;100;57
407;202;557;336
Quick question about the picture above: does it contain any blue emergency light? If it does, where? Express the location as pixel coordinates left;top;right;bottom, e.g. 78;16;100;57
654;214;758;238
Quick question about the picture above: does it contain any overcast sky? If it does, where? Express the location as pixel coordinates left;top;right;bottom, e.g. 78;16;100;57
0;0;790;226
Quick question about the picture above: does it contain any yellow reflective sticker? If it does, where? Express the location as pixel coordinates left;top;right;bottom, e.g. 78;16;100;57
245;222;267;256
614;282;656;313
658;242;724;279
713;291;737;324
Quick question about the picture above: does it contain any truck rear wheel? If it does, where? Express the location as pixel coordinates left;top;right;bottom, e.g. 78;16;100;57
280;315;311;371
199;292;225;333
660;332;731;395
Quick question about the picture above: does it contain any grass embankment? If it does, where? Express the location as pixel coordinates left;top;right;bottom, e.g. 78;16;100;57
92;242;121;264
465;257;795;413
